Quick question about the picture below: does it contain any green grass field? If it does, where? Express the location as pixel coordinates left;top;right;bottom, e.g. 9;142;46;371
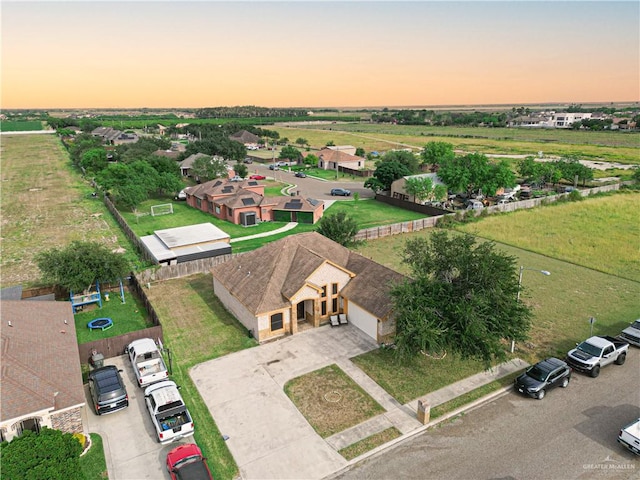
272;124;640;164
0;121;46;132
455;192;640;282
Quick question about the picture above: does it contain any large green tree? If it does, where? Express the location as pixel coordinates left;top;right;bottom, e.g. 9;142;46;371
190;155;228;182
365;161;411;192
391;231;532;365
0;428;84;480
36;240;130;292
420;141;455;167
438;152;515;197
279;145;302;162
380;150;420;174
316;211;359;246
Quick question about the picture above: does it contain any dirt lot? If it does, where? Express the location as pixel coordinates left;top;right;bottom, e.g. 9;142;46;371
0;134;125;287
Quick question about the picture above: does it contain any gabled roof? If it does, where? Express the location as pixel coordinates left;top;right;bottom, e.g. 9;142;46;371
1;300;85;421
271;196;324;212
211;232;405;317
216;189;265;209
229;130;261;144
313;148;363;164
185;179;263;200
179;152;216;170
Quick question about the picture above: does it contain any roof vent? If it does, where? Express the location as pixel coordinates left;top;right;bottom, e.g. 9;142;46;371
8;321;12;327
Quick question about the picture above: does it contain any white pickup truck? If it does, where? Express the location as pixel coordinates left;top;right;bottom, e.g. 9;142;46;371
618;418;640;455
126;338;168;388
144;380;194;444
565;335;629;378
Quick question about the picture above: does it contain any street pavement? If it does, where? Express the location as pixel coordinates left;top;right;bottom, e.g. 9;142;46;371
334;348;640;480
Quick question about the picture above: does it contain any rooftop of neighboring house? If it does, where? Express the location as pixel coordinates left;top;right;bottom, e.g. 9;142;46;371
1;300;85;421
229;130;261;145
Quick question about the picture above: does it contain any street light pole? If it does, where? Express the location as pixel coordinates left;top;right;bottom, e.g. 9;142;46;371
512;266;551;353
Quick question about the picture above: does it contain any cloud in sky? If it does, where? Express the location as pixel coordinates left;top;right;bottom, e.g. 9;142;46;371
2;1;638;108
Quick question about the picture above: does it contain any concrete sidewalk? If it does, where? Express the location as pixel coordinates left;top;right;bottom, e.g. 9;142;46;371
229;222;297;243
190;326;528;479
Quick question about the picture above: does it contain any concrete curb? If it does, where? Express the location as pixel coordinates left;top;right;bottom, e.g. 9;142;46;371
324;384;514;479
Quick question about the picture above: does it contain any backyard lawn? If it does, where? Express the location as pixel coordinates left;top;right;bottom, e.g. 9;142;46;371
144;273;257;480
73;289;150;345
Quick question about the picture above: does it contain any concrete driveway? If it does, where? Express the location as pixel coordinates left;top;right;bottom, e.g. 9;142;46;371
84;355;192;480
190;325;379;480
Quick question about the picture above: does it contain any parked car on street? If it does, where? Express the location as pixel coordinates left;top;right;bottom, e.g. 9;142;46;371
243;158;253;164
88;365;129;415
268;164;280;171
617;319;640;347
331;188;351;196
566;335;629;378
294;171;307;178
166;443;213;480
249;174;266;180
175;190;187;201
230;176;243;182
618;418;640;455
514;357;571;400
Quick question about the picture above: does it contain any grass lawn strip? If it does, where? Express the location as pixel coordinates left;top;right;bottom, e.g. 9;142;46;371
144;273;257;480
284;364;385;438
338;427;401;461
79;433;108;480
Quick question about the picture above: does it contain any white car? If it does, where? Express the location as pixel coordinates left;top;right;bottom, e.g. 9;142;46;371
144;381;194;444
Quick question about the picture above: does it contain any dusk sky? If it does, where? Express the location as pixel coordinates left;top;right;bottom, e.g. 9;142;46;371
2;1;638;109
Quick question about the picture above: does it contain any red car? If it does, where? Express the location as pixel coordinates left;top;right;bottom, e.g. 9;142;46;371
166;443;213;480
249;174;266;180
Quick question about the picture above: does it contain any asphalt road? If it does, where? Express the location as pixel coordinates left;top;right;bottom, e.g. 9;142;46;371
246;162;373;200
336;350;640;480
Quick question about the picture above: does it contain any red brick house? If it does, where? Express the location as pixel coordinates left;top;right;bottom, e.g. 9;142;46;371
184;179;324;226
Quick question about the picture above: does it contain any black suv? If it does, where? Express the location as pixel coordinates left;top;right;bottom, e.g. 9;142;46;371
88;365;129;415
514;357;571;400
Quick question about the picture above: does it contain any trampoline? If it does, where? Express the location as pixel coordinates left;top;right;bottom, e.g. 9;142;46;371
87;317;113;331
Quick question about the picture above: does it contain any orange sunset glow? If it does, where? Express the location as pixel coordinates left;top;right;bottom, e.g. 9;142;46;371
2;1;638;109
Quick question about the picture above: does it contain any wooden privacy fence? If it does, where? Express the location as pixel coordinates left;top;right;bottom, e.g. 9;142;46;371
123;182;623;283
78;326;164;364
103;194;154;263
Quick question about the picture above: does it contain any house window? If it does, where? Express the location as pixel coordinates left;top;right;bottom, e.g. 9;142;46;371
271;313;283;331
208;201;213;212
321;286;327;298
332;283;338;295
321;301;327;316
215;205;221;214
196;198;202;208
332;298;338;313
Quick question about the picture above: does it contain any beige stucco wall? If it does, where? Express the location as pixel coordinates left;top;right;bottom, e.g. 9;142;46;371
1;407;52;443
307;262;352;291
256;308;290;341
213;277;259;337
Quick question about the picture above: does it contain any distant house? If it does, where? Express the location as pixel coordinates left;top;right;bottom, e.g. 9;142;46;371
140;223;231;265
309;148;365;171
211;232;405;344
91;127;138;145
390;173;446;202
1;300;86;442
327;145;357;156
184;178;324;225
229;130;261;150
179;153;225;177
153;149;181;160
